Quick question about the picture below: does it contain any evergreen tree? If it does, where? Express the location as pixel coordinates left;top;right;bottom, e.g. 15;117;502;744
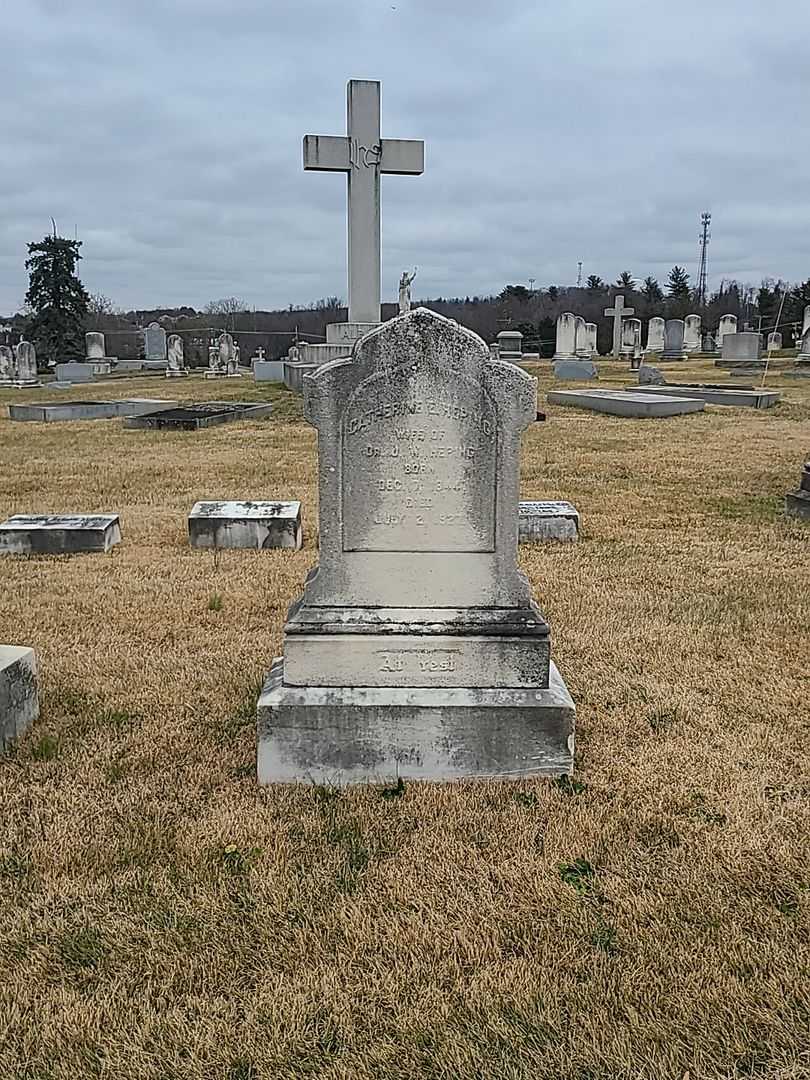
586;275;605;290
615;270;635;289
642;276;663;303
25;233;90;365
666;265;691;298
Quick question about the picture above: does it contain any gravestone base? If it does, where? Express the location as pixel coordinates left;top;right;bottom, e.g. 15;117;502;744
204;371;242;379
0;514;121;554
0;646;39;752
188;500;302;550
166;369;190;378
257;658;574;784
518;501;580;542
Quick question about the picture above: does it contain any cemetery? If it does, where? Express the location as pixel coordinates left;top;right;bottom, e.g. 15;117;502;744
0;58;808;1080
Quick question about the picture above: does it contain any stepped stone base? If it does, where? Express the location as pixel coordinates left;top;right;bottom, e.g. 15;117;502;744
257;658;575;784
0;646;39;751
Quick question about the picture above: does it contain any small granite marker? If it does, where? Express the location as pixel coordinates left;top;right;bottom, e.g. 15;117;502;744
518;501;580;543
785;463;810;520
0;646;39;752
0;514;121;554
188;501;303;550
257;308;575;784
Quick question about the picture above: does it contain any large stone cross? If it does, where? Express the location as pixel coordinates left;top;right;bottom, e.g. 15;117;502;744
604;293;635;358
303;79;424;326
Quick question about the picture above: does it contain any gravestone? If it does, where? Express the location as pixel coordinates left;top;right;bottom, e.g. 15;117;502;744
85;331;116;366
638;364;666;385
604;294;634;357
0;345;14;383
716;314;737;350
123;401;273;430
206;333;240;378
0;646;39;752
623;318;642;368
0;514;121;554
684;315;702;353
767;332;782;351
552;313;578;360
189;501;303;550
646;317;665;353
144;321;167;361
254;359;286;382
581;322;598;357
785;463;810;520
797;327;810;364
703;332;716;353
166;335;189;377
630;385;780;409
720;332;762;367
257;308;575;784
552;359;598;380
497;329;523;359
518;501;580;543
13;340;40;386
661;319;687;361
54;362;94;383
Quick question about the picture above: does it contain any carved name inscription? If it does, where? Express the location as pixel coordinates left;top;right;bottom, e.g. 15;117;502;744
378;648;459;675
341;360;497;552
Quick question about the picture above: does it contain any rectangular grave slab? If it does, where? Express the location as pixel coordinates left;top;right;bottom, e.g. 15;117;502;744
519;501;580;542
0;514;121;554
123;401;273;430
253;360;286;382
0;646;39;752
188;500;302;550
548;389;705;418
626;385;780;409
258;307;575;785
716;359;767;370
9;399;178;422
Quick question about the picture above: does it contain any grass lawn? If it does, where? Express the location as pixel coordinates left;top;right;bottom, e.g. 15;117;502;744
0;360;808;1079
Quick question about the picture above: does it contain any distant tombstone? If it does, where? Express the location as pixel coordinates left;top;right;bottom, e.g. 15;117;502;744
703;332;716;353
684;315;702;352
144;321;167;361
716;314;737;350
85;332;106;359
798;327;810;363
552;313;578;360
801;305;810;339
231;343;241;373
14;340;39;385
620;318;636;360
166;335;189;378
257;307;575;784
583;322;598;357
661;319;687;361
721;332;761;363
638;364;666;385
496;329;523;359
604;293;634;357
552;358;598;380
253;346;266;362
573;317;589;357
646;317;665;353
767;332;782;351
0;345;13;383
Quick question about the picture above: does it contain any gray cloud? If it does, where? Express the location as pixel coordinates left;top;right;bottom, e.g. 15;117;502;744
2;0;808;313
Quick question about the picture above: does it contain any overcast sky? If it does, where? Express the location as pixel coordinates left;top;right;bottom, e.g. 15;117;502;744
2;0;807;314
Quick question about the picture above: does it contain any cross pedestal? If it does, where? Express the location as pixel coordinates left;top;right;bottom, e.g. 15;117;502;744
604;294;635;358
303;80;424;327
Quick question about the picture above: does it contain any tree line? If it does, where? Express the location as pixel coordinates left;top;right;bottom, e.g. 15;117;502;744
8;232;810;365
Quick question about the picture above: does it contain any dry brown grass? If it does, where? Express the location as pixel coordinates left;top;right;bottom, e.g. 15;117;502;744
0;364;808;1080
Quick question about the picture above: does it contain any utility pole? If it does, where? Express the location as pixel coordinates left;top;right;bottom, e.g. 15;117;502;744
577;261;583;287
696;211;711;307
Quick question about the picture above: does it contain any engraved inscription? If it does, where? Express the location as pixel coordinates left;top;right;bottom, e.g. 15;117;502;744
378;649;459;676
341;361;497;552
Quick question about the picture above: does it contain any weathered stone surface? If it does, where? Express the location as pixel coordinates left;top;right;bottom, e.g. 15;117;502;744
548;389;704;418
14;340;40;385
721;332;761;363
497;329;523;359
797;327;810;363
9;399;178;422
646;317;665;353
254;360;286;382
552;313;578;360
716;314;737;350
0;514;121;554
144;321;167;360
0;646;38;752
684;315;702;352
581;322;598;357
552;359;598;380
785;490;810;520
283;361;319;392
326;322;380;346
518;501;580;543
258;308;575;783
638;365;666;385
123;401;273;430
54;362;94;383
299;343;352;367
661;320;687;361
258;658;575;783
630;385;780;409
189;500;302;550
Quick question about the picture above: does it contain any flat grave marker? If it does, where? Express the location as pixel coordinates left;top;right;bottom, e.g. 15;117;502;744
518;501;580;543
189;501;303;550
123;401;273;431
548;389;705;418
0;514;121;555
627;385;780;409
